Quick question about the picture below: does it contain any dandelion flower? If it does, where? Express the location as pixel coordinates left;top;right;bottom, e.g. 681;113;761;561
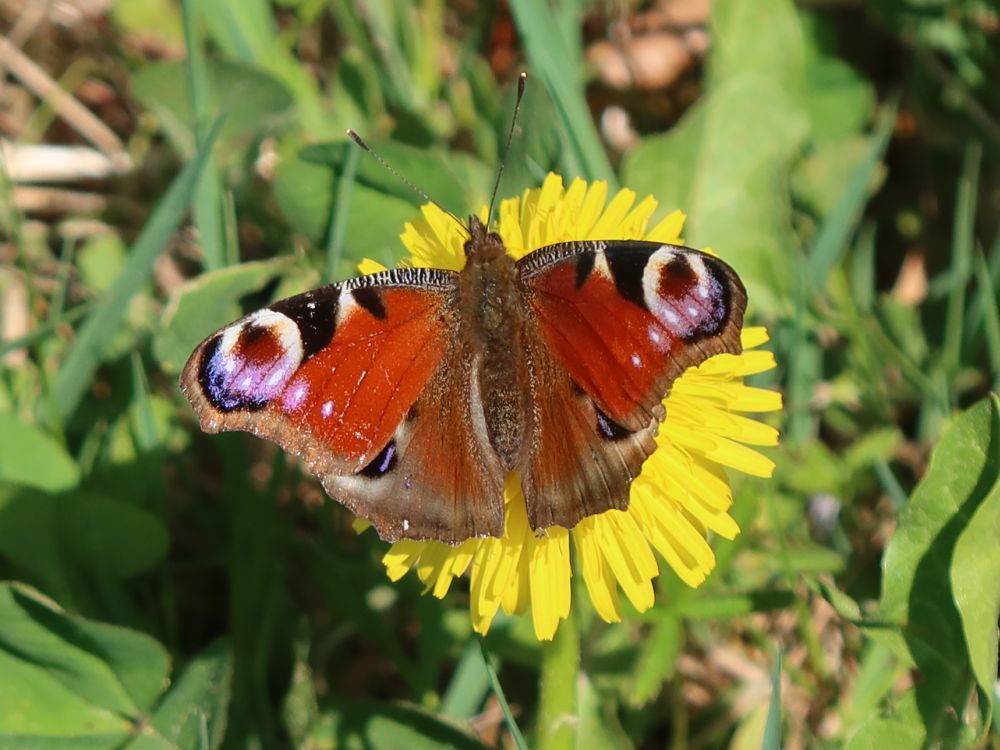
355;174;781;640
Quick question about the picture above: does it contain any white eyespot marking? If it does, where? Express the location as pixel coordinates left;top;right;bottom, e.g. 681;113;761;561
631;353;642;367
641;246;706;337
307;301;316;310
282;380;310;410
336;289;360;327
647;324;671;352
593;248;613;280
321;399;334;418
265;366;287;389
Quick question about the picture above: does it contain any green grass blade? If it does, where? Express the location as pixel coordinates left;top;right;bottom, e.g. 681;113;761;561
182;0;225;271
761;651;782;750
974;251;1000;391
508;0;615;185
478;638;529;750
54;114;225;421
324;142;360;284
440;640;490;720
807;97;897;290
943;141;981;377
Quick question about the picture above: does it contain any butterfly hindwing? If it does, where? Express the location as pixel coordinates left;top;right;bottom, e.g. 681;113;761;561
180;268;504;542
516;240;746;530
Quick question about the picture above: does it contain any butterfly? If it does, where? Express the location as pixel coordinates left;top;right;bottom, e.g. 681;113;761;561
180;214;747;545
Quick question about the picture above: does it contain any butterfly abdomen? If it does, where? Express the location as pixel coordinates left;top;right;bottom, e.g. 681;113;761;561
460;226;534;470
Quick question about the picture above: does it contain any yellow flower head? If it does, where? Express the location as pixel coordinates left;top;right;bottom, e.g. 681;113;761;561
355;174;781;640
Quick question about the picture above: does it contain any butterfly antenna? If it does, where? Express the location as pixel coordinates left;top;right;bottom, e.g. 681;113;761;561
345;129;468;235
486;72;528;229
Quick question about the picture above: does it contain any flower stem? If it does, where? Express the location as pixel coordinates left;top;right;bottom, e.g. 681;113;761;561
538;611;579;750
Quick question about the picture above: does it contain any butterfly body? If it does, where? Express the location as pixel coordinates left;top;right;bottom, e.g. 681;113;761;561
181;223;746;544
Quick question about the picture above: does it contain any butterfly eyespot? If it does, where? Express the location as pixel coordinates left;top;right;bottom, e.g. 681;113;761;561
595;407;631;441
641;248;730;342
359;439;398;479
198;310;304;413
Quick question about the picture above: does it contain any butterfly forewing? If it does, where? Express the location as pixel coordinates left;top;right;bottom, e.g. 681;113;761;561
180;267;504;542
515;239;746;530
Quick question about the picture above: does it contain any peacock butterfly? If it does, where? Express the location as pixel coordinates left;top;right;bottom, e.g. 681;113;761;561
180;80;747;545
180;217;746;543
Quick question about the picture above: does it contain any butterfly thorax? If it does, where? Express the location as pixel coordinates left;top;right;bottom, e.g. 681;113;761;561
459;216;534;469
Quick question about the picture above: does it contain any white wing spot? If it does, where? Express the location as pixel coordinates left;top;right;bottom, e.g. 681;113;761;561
321;400;335;417
402;519;410;531
686;306;698;317
307;301;316;309
631;353;642;367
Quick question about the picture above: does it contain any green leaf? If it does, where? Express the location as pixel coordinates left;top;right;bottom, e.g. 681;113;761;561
950;398;1000;739
133;59;293;160
876;395;1000;743
154;258;291;374
54;115;225;422
198;0;335;137
301;139;489;216
272;139;421;264
0;582;170;747
845;692;925;750
508;0;614;183
303;701;490;750
806;98;896;291
0;412;79;492
59;492;169;579
124;640;232;750
627;612;680;706
576;672;631;750
0;489;168;584
708;0;807;95
799;11;876;141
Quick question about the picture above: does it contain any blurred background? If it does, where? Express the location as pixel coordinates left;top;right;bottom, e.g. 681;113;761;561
0;0;998;748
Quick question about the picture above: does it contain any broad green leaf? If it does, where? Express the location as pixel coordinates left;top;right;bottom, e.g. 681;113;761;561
876;395;1000;743
624;76;808;314
154;258;291;374
198;0;334;137
0;489;168;586
799;11;876;141
623;0;810;314
272;140;419;264
845;692;925;750
626;612;680;706
301;139;490;216
59;492;169;579
0;583;169;747
304;701;490;750
577;673;631;750
133;59;293;160
0;412;78;492
125;640;232;750
54;115;224;421
949;396;1000;738
708;0;807;95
